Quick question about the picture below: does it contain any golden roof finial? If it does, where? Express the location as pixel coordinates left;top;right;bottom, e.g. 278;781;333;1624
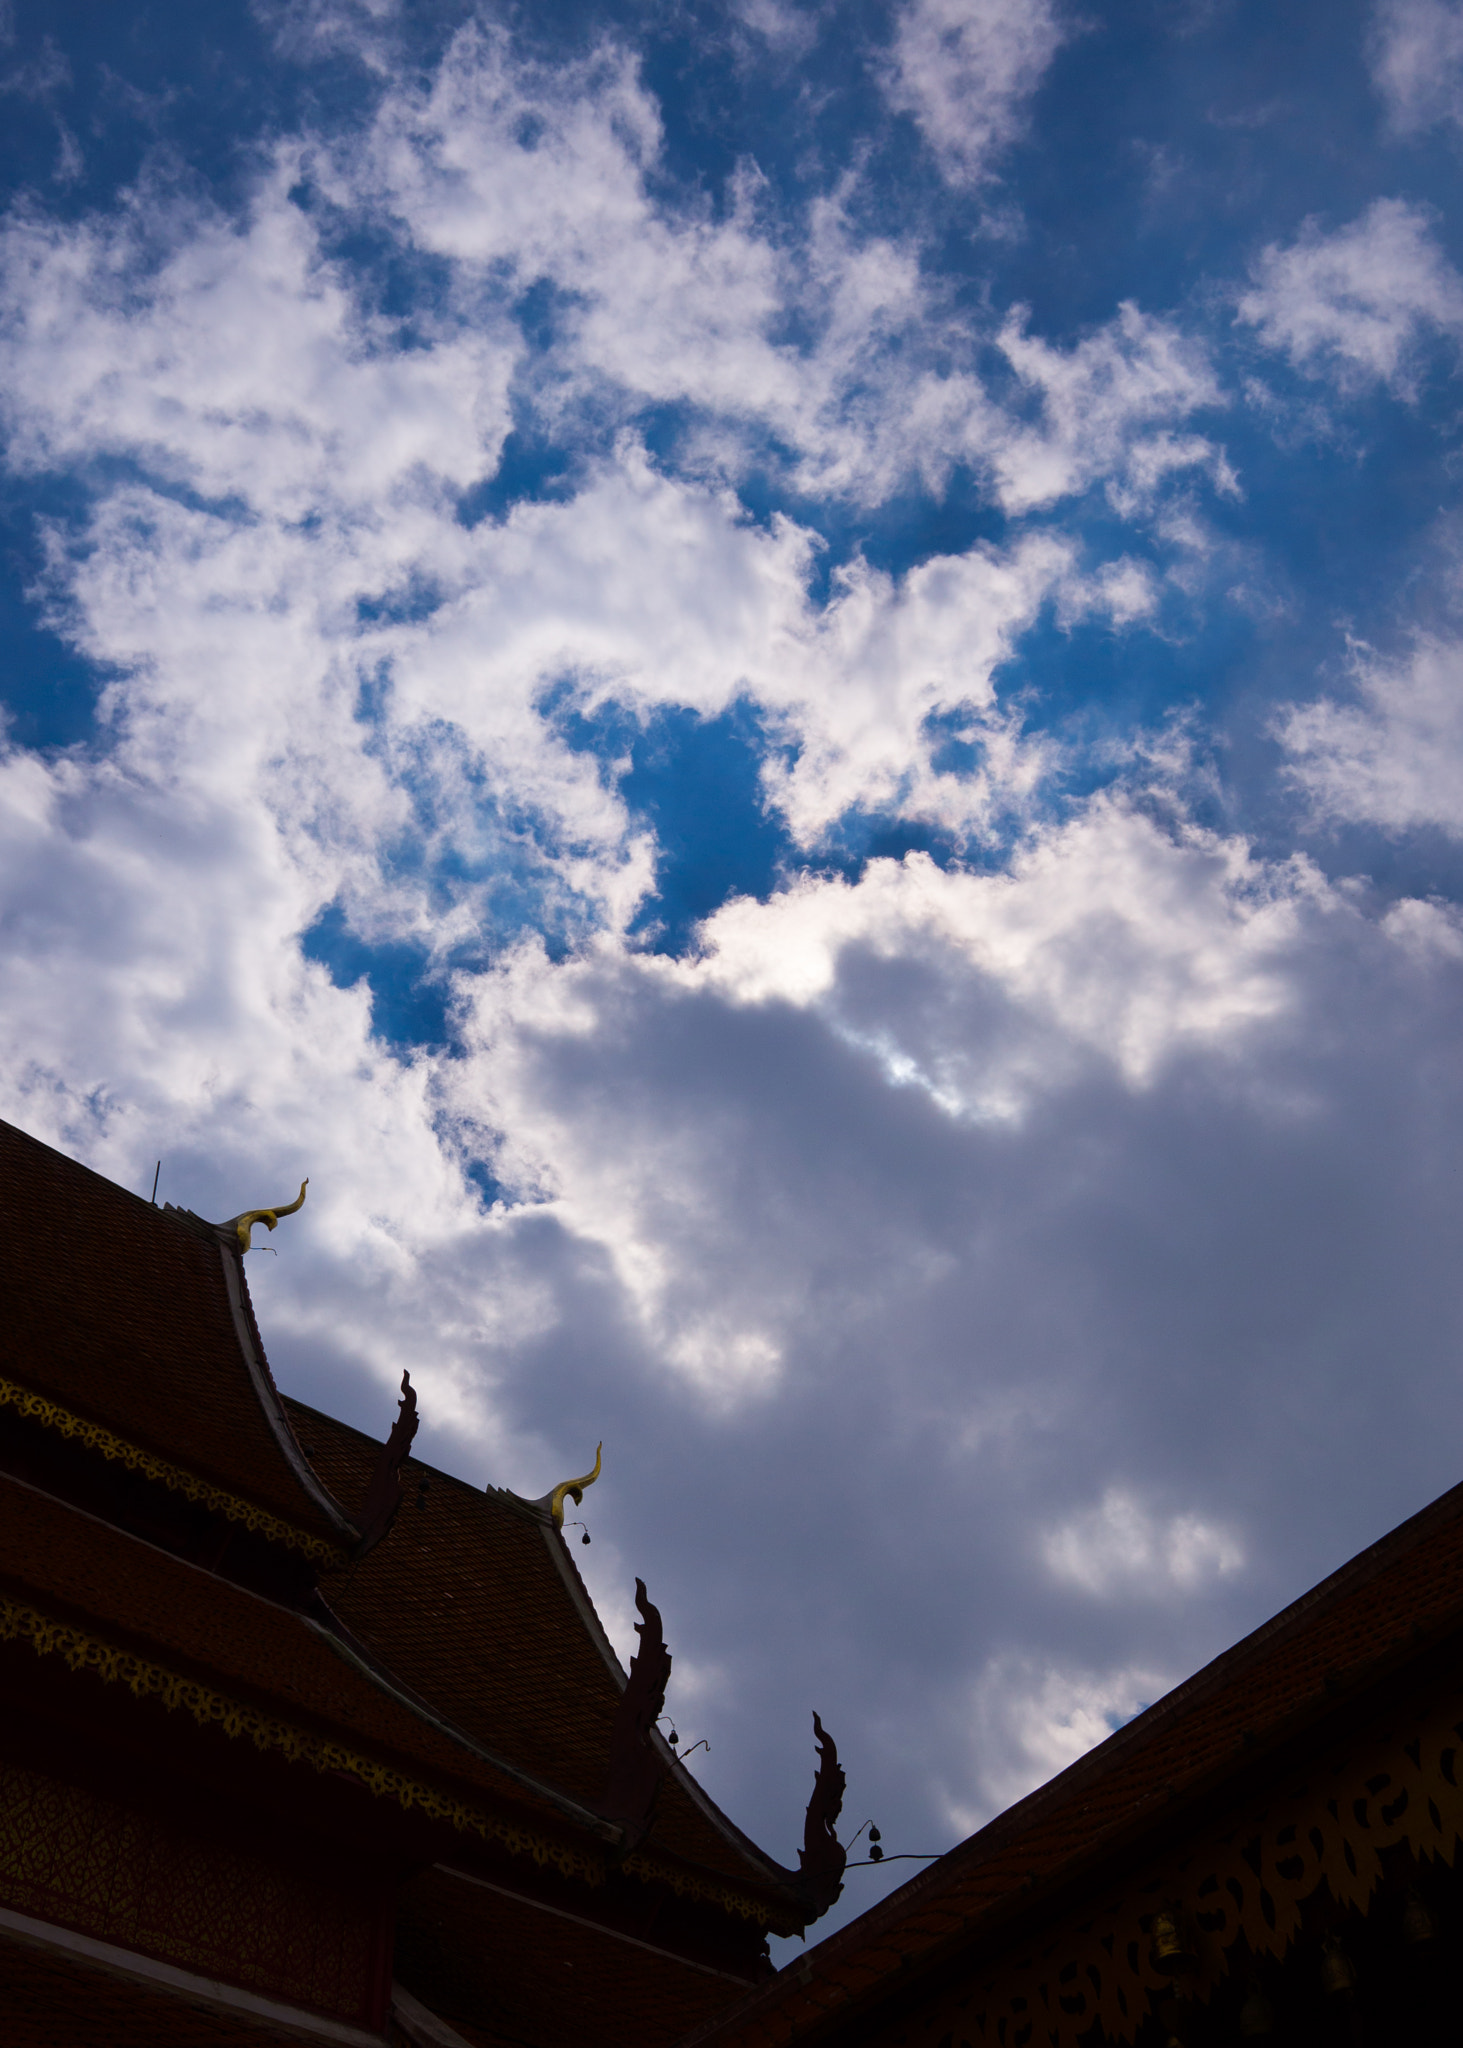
226;1179;308;1252
548;1442;601;1528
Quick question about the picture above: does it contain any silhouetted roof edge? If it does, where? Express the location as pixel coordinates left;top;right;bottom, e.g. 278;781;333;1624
529;1505;818;1904
291;1398;839;1918
675;1465;1463;2046
212;1234;362;1549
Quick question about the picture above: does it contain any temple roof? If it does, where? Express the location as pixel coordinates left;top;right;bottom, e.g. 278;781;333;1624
677;1465;1463;2045
0;1937;349;2048
291;1398;811;1904
0;1465;606;1841
0;1120;355;1557
394;1863;764;2048
0;1115;819;1937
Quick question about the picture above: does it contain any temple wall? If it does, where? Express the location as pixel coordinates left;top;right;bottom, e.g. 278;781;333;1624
0;1752;392;2027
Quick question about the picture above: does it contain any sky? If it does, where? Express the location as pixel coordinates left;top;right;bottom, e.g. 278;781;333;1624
4;0;1463;1951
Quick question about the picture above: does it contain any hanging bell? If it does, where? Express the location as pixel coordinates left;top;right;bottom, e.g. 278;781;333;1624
1400;1888;1436;1944
868;1825;882;1843
581;1530;590;1545
668;1728;679;1745
1319;1935;1355;1995
1239;1984;1274;2037
869;1843;884;1862
1151;1913;1197;1978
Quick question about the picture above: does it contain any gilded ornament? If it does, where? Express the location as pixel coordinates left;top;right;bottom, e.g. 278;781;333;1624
226;1179;309;1252
548;1443;602;1528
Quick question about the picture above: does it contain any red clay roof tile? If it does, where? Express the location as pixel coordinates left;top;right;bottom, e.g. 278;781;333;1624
293;1401;807;1907
0;1465;593;1843
0;1121;351;1548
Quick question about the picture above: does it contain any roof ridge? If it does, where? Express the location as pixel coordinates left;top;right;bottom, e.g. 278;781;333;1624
531;1509;815;1900
213;1239;361;1548
1;1118;358;1546
671;1467;1463;2045
284;1394;840;1915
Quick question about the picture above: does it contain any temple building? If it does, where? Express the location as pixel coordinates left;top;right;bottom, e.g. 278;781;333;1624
0;1117;847;2046
5;1112;1461;2048
680;1463;1463;2047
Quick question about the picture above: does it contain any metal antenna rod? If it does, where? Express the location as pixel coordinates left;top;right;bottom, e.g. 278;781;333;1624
150;1161;161;1206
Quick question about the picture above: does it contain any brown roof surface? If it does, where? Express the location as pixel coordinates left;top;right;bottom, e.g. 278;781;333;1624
0;1466;593;1840
0;1119;350;1548
394;1864;752;2048
0;1931;344;2047
294;1402;801;1905
0;1118;804;1921
678;1470;1463;2046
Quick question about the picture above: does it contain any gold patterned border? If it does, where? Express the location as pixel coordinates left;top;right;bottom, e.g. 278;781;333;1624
0;1591;608;1886
0;1584;797;1933
904;1687;1463;2048
624;1845;796;1930
0;1374;343;1566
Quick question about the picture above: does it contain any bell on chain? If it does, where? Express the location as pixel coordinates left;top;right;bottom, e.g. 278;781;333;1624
1400;1888;1436;1944
1152;1913;1197;1978
1239;1983;1274;2037
1320;1935;1356;1996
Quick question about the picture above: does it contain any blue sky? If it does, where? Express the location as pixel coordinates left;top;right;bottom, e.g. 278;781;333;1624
6;0;1463;1948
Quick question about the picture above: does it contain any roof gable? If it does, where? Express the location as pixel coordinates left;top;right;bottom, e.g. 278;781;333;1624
0;1119;355;1554
290;1398;820;1913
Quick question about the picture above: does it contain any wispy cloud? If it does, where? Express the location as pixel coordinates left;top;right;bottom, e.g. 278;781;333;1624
1237;198;1463;393
1370;0;1463;132
883;0;1068;188
1279;631;1463;834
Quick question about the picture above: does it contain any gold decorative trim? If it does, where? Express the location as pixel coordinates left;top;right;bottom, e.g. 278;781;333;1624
0;1593;605;1887
225;1179;308;1253
623;1847;792;1930
548;1442;602;1530
0;1375;344;1566
910;1686;1463;2048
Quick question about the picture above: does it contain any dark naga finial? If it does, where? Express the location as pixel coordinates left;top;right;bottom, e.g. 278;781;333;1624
596;1577;673;1850
798;1710;848;1910
351;1370;420;1559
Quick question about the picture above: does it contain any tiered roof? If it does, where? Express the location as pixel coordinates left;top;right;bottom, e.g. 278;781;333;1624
0;1115;840;2045
289;1398;802;1901
1;1121;352;1559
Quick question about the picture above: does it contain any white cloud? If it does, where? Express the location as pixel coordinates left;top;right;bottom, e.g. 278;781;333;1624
884;0;1067;188
1057;554;1161;629
993;304;1224;513
0;174;515;513
1279;632;1463;834
1236;199;1463;392
1370;0;1463;133
8;13;1463;1911
689;800;1318;1095
335;24;1213;516
0;130;1210;897
945;1654;1173;1827
1042;1487;1244;1599
427;798;1336;1415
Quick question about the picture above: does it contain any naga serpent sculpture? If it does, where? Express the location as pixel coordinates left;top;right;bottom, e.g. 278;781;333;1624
226;1180;309;1252
548;1442;602;1528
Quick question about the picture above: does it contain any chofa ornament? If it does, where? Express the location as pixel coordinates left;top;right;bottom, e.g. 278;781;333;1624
224;1180;309;1252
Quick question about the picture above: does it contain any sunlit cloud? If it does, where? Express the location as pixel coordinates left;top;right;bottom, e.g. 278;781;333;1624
3;0;1463;1936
